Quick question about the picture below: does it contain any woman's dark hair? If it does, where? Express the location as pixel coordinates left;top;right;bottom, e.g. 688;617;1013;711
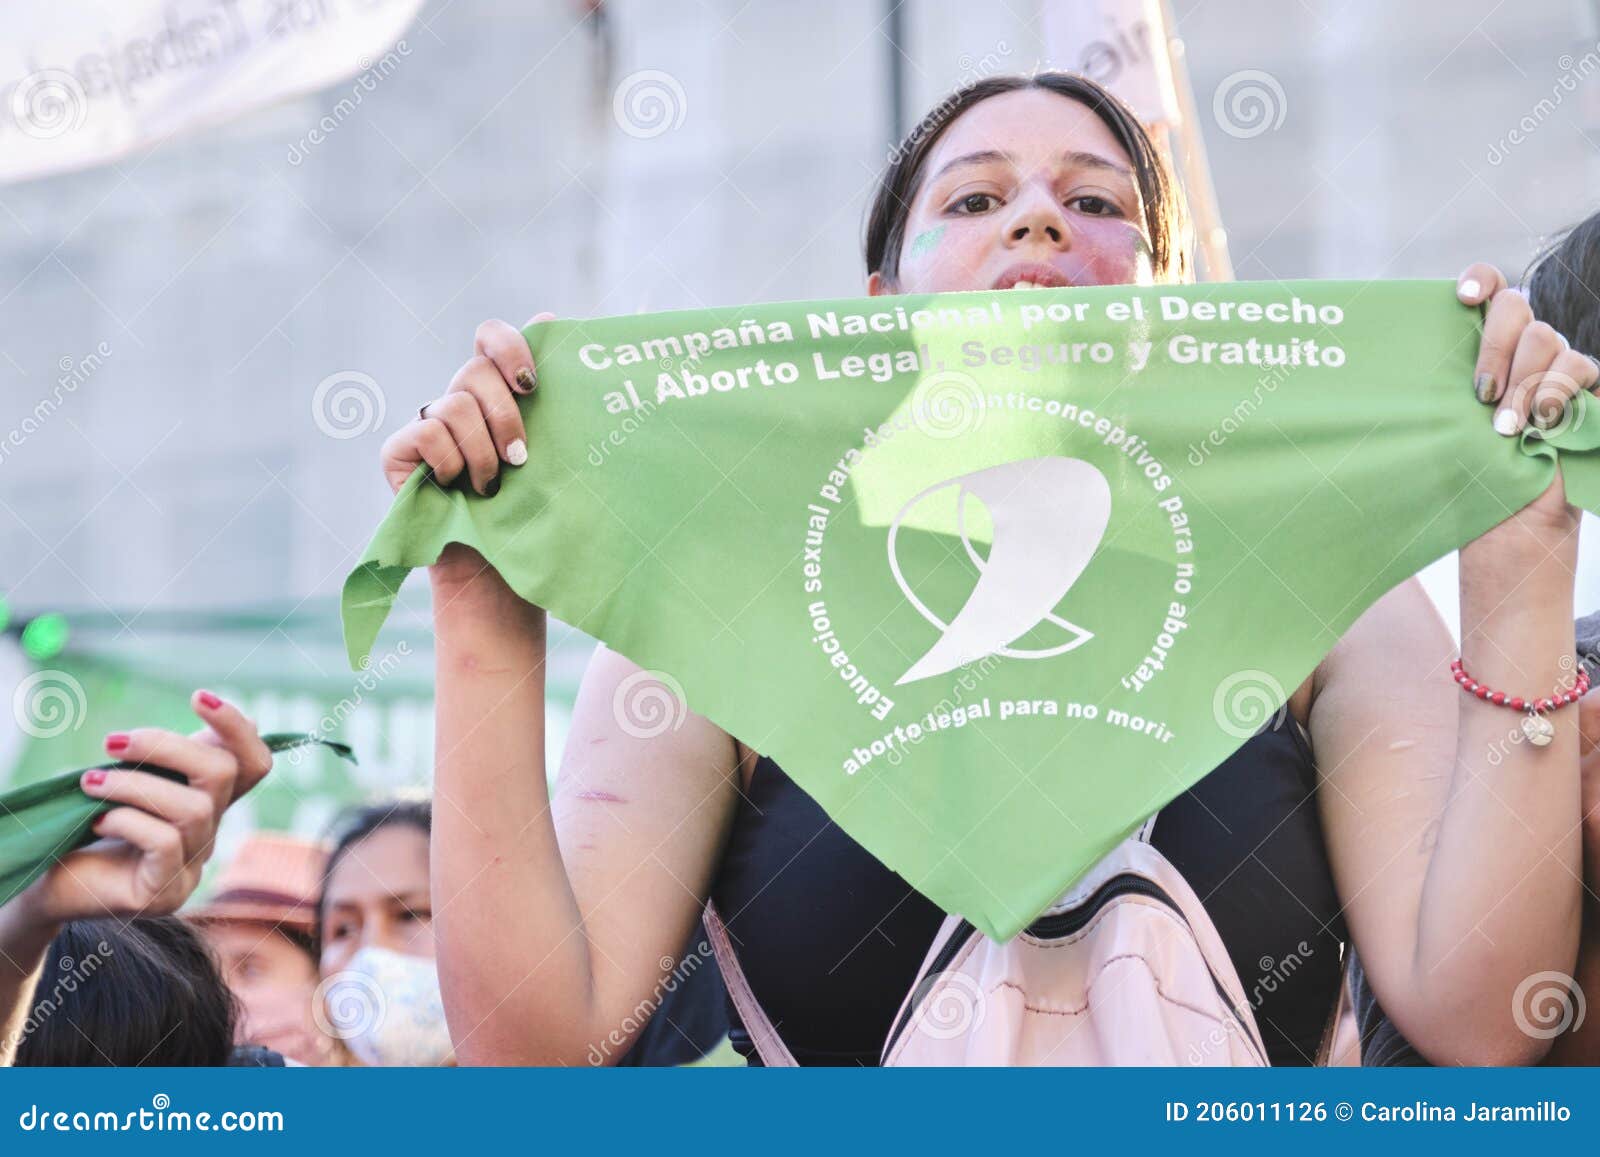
314;798;432;951
13;916;237;1066
1526;213;1600;359
864;72;1191;286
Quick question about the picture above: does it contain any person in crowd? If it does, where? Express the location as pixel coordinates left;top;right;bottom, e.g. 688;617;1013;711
189;830;342;1066
316;799;450;1066
382;72;1597;1066
315;796;727;1065
0;691;276;1065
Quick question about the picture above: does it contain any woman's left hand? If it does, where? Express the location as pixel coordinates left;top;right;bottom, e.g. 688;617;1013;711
1458;262;1598;539
10;690;273;928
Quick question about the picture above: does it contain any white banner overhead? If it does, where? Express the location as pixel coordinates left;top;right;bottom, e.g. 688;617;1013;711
0;0;425;186
1042;0;1183;129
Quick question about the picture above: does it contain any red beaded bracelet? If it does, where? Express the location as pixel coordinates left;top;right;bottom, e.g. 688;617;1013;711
1450;657;1590;746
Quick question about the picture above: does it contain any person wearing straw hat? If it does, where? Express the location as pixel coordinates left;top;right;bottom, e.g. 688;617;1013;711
189;831;343;1066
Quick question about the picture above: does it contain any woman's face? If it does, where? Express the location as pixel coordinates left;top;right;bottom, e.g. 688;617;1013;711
201;922;334;1064
870;88;1155;298
318;824;434;976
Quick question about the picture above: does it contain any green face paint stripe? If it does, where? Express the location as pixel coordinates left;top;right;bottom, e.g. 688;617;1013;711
908;225;945;258
340;281;1599;941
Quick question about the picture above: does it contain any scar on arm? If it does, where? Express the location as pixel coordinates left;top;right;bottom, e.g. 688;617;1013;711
576;789;628;803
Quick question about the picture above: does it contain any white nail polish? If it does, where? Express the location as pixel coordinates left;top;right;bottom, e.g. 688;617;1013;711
1493;409;1520;436
1458;277;1481;300
506;438;528;466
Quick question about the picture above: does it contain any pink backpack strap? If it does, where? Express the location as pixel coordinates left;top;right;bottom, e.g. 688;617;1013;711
704;900;798;1067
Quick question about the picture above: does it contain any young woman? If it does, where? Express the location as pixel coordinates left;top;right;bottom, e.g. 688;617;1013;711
380;73;1598;1067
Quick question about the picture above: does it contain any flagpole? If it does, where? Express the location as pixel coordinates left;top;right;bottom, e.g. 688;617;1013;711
1156;0;1234;281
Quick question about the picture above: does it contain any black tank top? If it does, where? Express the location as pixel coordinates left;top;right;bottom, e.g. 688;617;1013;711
711;714;1345;1066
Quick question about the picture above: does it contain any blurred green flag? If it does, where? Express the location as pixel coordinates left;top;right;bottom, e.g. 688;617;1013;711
343;281;1600;941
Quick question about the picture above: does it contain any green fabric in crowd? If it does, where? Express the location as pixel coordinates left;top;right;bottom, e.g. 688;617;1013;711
342;280;1600;941
0;734;355;909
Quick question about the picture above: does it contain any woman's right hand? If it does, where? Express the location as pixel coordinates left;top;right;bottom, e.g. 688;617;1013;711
379;312;554;497
381;312;554;592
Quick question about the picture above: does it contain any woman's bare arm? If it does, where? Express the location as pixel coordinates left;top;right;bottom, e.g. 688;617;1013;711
429;554;740;1065
392;312;745;1065
1316;559;1581;1066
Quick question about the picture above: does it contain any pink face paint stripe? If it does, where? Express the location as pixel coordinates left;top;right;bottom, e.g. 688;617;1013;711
576;789;628;803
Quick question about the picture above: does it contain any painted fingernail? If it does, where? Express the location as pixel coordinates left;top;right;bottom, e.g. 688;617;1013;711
1458;276;1482;300
105;732;130;754
83;769;107;788
1474;373;1497;404
483;475;501;498
506;439;527;467
515;367;536;393
1494;408;1520;436
198;690;222;710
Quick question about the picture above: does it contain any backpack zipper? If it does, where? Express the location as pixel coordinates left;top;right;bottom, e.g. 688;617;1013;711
882;873;1267;1064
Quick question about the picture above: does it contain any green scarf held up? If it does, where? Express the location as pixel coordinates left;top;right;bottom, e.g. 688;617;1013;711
0;734;355;909
342;280;1600;942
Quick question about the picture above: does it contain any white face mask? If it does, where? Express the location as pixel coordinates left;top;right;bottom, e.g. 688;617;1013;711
318;946;454;1067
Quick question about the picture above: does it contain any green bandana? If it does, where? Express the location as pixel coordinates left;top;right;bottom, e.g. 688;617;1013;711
0;735;355;909
342;280;1600;941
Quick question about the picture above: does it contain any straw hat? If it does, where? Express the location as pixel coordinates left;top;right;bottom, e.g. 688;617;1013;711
190;832;328;935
